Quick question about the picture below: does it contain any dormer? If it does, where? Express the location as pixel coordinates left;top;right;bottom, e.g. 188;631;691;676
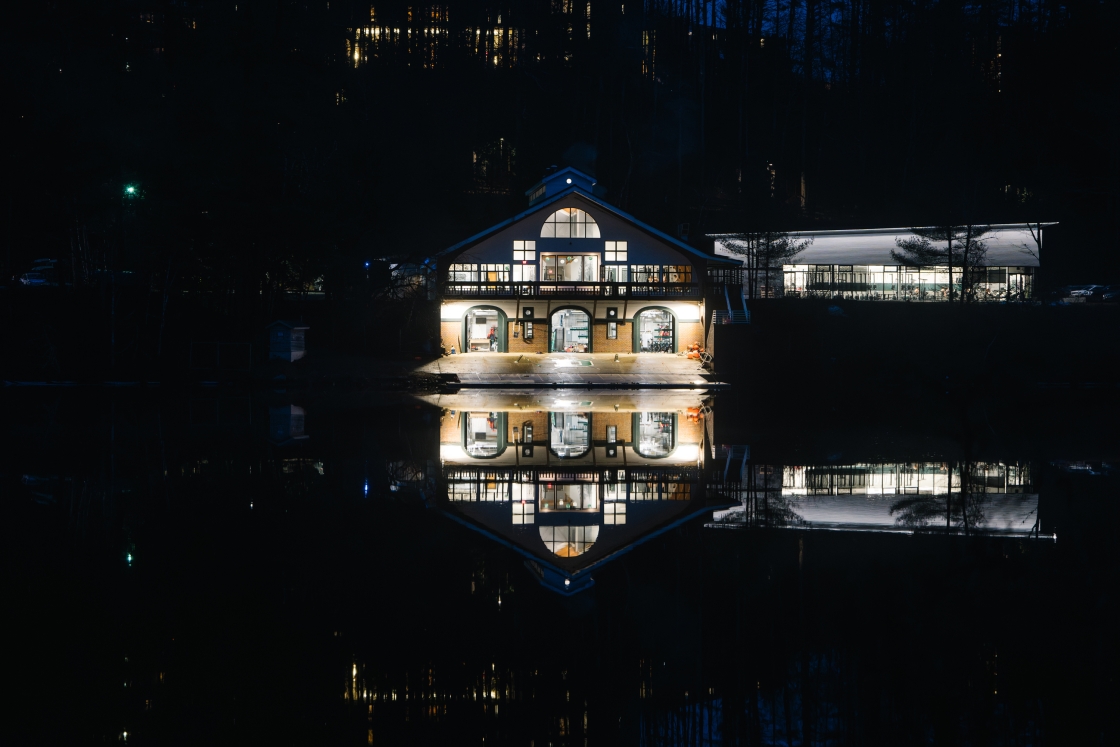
525;166;597;206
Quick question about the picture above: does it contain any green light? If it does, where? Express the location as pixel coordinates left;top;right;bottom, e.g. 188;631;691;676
125;186;136;194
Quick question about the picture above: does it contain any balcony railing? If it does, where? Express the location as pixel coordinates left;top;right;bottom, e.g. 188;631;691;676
442;281;702;299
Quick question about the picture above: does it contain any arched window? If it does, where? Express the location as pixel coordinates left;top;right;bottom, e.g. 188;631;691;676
632;412;676;458
539;525;599;557
462;411;506;458
540;208;601;239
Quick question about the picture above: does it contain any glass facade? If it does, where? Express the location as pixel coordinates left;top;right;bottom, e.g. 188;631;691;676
782;264;1034;301
541;254;599;281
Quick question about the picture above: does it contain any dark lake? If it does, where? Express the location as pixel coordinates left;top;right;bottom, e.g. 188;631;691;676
3;388;1117;745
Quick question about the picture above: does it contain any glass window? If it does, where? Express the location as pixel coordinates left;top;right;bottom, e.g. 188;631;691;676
633;412;675;457
448;263;478;282
603;501;626;525
607;321;617;339
665;265;692;283
512;499;535;525
604;240;628;262
538;525;599;557
513;264;537;282
602;265;628;283
540;483;598;511
480;264;510;282
550;412;590;457
540;208;601;239
630;265;659;283
541;254;599;282
513;240;537;261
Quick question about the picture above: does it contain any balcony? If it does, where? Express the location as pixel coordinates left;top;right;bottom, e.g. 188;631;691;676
442;281;702;299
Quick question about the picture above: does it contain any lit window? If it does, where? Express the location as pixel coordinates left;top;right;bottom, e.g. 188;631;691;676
448;263;478;282
481;264;510;282
604;501;626;525
539;525;599;556
512;500;535;525
540;208;601;239
665;265;692;283
513;264;537;282
604;240;628;262
513;240;537;261
607;321;617;339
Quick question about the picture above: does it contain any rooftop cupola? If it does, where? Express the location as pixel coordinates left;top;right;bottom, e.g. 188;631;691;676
525;166;596;206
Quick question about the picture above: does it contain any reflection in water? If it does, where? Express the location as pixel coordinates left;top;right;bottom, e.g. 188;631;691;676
6;389;1114;745
431;390;716;594
710;460;1046;537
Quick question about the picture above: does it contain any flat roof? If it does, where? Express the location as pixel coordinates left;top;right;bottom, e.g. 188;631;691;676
712;223;1054;267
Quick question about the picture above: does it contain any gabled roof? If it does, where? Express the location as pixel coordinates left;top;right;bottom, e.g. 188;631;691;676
266;319;310;330
434;185;735;265
523;166;597;198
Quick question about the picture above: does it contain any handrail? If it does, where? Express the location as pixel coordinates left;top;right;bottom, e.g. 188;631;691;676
441;281;703;298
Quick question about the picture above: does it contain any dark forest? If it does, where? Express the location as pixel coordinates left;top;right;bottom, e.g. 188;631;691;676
3;0;1117;337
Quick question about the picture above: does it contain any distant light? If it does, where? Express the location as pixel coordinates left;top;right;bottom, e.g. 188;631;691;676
126;553;133;565
364;480;369;496
564;578;570;587
566;178;572;184
365;262;370;267
125;186;136;195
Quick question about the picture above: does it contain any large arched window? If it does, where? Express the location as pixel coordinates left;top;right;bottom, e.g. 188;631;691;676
540;208;601;239
539;525;599;557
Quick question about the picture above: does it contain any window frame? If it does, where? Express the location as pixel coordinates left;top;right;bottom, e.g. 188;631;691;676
513;240;537;262
540;208;601;239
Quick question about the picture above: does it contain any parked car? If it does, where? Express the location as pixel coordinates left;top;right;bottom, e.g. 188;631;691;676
1069;285;1102;297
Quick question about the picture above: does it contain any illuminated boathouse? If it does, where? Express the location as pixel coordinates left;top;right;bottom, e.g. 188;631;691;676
433;167;741;356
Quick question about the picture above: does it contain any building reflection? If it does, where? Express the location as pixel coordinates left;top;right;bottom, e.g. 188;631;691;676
420;390;722;594
708;459;1047;537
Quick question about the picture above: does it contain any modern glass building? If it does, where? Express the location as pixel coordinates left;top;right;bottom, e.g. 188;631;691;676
714;224;1052;302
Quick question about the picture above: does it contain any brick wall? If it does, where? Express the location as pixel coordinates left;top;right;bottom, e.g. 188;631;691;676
593;412;633;443
508;321;549;354
507;411;549;444
677;415;703;444
677;321;705;353
440;410;461;443
592;321;632;353
440;321;461;353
